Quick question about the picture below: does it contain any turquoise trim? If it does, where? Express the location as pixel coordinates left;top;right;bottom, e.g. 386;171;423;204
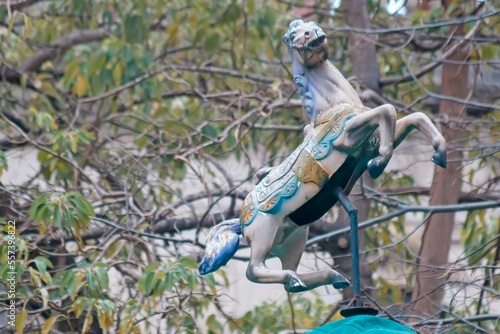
242;176;300;228
315;113;356;160
261;176;300;214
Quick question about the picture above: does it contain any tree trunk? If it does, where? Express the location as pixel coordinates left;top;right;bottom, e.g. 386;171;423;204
410;2;469;320
342;0;381;91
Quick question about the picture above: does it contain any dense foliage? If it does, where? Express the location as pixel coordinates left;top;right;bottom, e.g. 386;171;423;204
0;0;499;333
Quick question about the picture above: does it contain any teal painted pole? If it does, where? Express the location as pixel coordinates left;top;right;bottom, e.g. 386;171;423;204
349;209;361;307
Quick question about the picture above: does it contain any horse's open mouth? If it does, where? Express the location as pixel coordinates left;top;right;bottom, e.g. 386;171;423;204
307;35;327;49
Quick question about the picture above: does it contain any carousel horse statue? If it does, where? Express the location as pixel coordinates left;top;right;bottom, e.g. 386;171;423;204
199;20;446;293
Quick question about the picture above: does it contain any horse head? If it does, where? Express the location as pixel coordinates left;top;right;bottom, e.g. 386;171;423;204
282;20;329;68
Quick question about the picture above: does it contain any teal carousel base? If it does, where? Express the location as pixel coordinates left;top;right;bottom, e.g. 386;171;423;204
307;315;416;334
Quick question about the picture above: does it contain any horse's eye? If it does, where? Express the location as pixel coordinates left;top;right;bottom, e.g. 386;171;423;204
290;33;296;41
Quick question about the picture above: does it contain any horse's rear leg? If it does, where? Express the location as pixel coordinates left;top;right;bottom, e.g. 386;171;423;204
245;217;307;292
394;112;447;168
340;104;397;178
277;225;350;291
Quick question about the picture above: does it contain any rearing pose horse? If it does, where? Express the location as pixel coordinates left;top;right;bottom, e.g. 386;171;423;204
199;20;446;293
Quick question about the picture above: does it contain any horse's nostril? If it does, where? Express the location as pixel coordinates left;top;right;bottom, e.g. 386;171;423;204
305;31;310;38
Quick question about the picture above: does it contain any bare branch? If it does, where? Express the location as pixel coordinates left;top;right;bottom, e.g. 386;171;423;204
328;9;499;35
380;186;499;203
173;64;280;84
6;0;42;10
306;200;500;246
411;314;500;326
380;17;482;86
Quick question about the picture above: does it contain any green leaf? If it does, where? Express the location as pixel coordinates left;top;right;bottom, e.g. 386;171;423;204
201;125;218;139
87;270;95;290
54;204;63;228
145;272;156;295
95;268;109;290
206;314;224;333
165;272;173;291
222;4;241;24
0;150;8;177
145;263;160;273
178;257;198;270
34;256;52;274
204;32;220;51
59;270;74;292
124;15;148;44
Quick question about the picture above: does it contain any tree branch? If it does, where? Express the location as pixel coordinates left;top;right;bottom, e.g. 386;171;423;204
306;200;500;246
5;0;42;11
411;314;500;326
328;9;499;35
173;64;280;84
380;186;499;203
20;28;110;73
380;17;482;86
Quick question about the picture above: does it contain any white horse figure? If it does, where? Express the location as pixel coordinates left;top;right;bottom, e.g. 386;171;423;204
199;20;446;293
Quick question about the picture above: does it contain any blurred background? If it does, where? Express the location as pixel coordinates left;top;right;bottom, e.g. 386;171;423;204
0;0;499;333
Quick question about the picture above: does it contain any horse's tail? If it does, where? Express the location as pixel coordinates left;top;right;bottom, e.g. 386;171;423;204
199;218;241;275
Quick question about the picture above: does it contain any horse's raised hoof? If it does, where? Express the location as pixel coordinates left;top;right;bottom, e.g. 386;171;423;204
286;275;307;293
367;157;388;179
431;150;447;169
332;274;350;289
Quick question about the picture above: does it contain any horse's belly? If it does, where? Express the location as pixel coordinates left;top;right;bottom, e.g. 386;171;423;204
279;182;322;216
240;181;320;226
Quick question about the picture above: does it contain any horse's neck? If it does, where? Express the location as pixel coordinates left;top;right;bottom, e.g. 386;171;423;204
294;60;362;122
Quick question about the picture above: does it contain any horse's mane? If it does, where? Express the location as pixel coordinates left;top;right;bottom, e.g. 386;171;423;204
284;19;315;122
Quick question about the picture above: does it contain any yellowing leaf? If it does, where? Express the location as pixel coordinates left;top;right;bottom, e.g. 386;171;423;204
112;64;122;86
82;312;93;334
166;24;179;44
16;308;27;334
65;60;80;81
382;229;390;245
73;76;88;97
8;12;17;33
266;46;274;59
41;81;57;97
25;15;32;36
74;222;83;244
42;316;60;334
40;288;49;307
247;0;255;14
392;286;403;303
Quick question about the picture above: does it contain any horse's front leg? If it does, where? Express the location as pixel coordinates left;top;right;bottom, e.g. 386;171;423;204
338;104;397;178
394;112;447;168
276;224;350;291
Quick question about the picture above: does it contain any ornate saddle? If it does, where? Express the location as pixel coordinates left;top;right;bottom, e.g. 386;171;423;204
240;104;368;228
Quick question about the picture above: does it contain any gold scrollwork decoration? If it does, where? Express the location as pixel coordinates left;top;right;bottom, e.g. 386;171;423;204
292;150;328;187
